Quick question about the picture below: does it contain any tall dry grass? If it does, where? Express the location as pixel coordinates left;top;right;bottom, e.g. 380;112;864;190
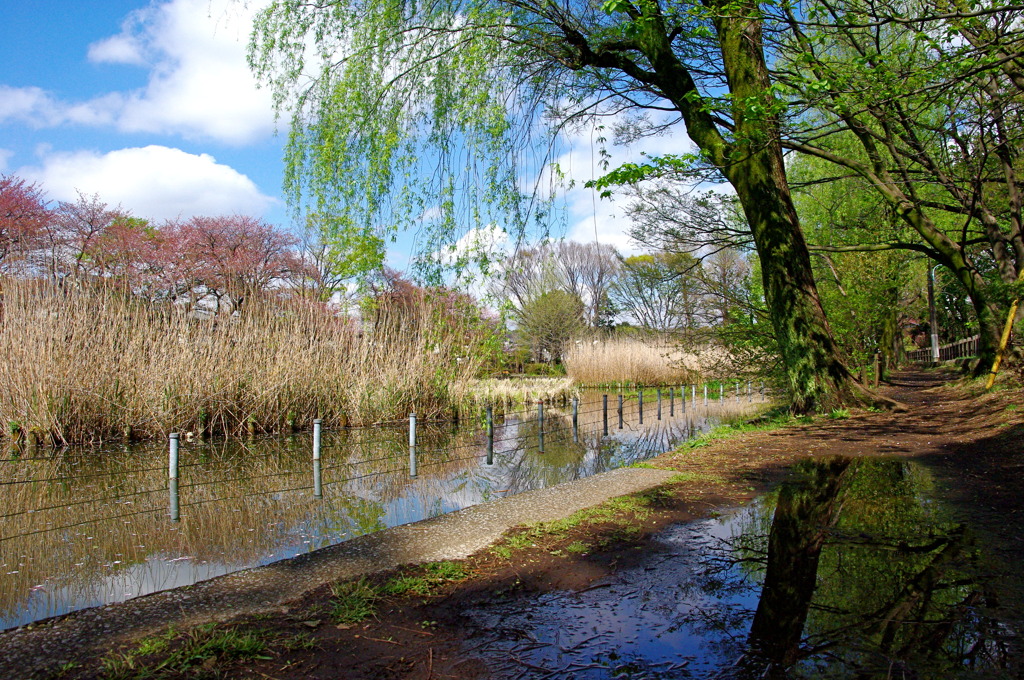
0;279;482;444
466;377;576;409
564;336;721;385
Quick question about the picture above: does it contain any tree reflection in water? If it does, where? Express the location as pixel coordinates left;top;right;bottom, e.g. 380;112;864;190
463;457;1020;679
732;457;1014;678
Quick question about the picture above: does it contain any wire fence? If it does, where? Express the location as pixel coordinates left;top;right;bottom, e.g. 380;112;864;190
0;382;769;548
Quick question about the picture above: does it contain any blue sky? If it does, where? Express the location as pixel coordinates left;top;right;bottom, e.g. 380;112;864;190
0;0;695;272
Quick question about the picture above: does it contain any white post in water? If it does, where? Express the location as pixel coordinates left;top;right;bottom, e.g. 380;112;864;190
703;384;708;406
408;412;417;478
169;432;179;479
168;433;180;522
313;419;322;498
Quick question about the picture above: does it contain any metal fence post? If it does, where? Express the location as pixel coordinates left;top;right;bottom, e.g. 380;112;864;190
618;394;624;429
169;433;180;522
313;419;322;498
571;397;579;443
408;412;417;478
602;394;608;435
487;405;495;464
538;400;545;453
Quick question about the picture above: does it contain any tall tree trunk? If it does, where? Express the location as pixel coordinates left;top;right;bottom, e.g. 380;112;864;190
714;7;867;412
575;1;886;411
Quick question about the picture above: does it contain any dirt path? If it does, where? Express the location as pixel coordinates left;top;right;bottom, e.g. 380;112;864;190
30;370;1024;678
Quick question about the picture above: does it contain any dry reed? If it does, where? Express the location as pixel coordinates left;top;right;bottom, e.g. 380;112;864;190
466;377;576;409
0;279;483;444
563;337;714;386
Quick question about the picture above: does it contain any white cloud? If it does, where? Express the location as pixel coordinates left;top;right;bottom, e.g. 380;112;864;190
19;145;276;221
0;85;63;127
87;33;147;66
0;149;12;172
2;0;274;144
437;225;510;266
546;115;696;254
100;0;276;144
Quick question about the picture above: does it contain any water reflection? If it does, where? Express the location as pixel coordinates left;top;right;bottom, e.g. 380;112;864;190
0;391;759;630
463;458;1021;678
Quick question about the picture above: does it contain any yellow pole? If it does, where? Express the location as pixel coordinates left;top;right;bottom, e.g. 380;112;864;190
985;270;1024;390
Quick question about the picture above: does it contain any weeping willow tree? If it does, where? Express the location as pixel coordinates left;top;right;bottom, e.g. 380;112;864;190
248;0;883;412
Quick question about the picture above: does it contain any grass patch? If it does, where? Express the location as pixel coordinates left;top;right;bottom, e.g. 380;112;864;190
279;632;318;652
628;461;657;469
487;484;676;560
681;409;803;451
829;408;850;419
665;470;726;485
380;561;468;597
330;578;379;624
489;544;513;559
96;624;269;680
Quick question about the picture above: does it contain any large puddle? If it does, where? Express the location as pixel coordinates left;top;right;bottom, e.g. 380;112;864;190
462;457;1022;678
0;389;762;631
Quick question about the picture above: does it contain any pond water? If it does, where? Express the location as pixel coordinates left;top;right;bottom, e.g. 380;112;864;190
462;457;1022;679
0;389;762;631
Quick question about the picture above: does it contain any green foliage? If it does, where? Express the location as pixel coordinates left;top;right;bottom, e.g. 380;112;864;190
250;0;526;277
96;625;268;680
788;147;927;369
381;561;468;596
515;289;585;363
329;578;379;624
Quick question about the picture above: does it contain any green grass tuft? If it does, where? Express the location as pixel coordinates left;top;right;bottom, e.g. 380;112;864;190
330;578;378;624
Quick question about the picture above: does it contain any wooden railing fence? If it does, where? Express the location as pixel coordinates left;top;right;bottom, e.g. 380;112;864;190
907;335;980;362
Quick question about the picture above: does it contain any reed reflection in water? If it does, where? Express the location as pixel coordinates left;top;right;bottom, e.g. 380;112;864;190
0;389;762;630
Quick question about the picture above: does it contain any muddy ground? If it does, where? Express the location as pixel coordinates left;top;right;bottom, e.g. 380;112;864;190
46;370;1024;678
